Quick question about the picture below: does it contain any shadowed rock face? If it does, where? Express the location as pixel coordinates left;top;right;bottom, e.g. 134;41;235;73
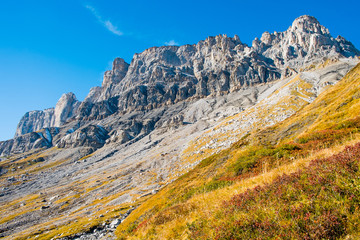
77;97;119;121
6;15;360;156
55;125;109;149
1;128;58;156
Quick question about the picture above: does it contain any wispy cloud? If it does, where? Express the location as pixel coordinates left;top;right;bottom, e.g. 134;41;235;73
165;40;179;46
85;4;123;36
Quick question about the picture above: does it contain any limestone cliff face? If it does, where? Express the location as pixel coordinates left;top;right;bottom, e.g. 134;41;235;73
10;15;359;154
1;128;59;156
88;15;359;113
15;109;55;137
256;15;359;68
15;93;80;138
54;92;80;127
102;57;130;88
55;125;108;149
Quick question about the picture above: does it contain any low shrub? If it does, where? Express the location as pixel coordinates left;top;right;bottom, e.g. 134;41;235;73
189;142;360;239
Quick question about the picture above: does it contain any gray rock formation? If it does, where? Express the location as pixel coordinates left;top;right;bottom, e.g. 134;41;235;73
89;15;358;113
15;93;80;138
54;92;80;127
256;15;359;68
83;86;101;103
55;124;108;149
1;128;59;156
77;97;119;121
15;108;55;137
6;15;360;157
102;57;130;88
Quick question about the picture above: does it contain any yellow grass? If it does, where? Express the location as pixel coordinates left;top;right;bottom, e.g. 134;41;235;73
128;132;360;239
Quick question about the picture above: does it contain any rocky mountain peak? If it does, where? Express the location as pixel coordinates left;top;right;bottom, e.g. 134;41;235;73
13;93;80;138
59;92;76;101
54;92;80;127
14;108;55;138
10;15;360;143
112;57;129;71
102;58;129;88
200;34;243;51
291;15;329;35
83;86;102;103
254;15;359;69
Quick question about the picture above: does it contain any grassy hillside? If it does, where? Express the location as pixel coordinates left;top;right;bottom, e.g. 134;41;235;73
195;142;360;239
1;62;358;239
116;63;360;239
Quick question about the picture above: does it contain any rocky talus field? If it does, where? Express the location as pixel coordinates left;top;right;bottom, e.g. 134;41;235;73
1;15;360;239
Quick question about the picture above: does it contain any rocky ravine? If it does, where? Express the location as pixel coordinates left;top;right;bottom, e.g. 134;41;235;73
0;15;359;239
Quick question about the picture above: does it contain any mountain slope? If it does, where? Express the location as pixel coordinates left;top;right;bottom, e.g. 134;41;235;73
0;16;359;239
0;57;355;240
115;63;360;239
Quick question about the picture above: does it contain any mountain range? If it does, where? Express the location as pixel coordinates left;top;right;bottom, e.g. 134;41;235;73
1;15;360;239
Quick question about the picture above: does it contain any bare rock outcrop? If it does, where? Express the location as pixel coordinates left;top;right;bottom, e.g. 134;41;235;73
256;15;359;68
88;15;358;114
14;108;55;137
102;57;129;88
15;93;80;138
1;128;59;156
54;92;80;127
77;97;119;121
56;125;109;149
8;15;359;155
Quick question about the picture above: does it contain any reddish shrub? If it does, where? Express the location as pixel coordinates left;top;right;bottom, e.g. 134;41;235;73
204;143;360;239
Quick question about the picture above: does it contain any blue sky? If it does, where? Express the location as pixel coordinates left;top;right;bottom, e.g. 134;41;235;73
0;0;359;141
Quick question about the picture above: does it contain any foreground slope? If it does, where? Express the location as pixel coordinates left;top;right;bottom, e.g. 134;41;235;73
115;63;360;239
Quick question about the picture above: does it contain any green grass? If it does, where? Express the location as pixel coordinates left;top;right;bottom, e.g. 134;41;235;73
191;142;360;239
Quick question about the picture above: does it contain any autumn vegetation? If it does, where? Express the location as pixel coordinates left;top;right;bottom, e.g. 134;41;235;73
116;63;360;239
